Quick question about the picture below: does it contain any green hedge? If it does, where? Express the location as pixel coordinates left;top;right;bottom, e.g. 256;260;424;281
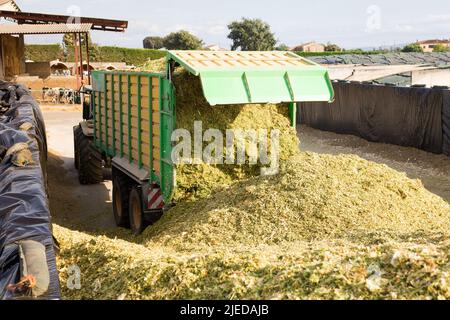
25;44;63;62
96;46;165;65
25;44;390;65
25;44;165;65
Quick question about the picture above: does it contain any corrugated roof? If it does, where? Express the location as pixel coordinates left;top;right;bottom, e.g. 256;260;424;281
0;23;93;34
0;10;127;32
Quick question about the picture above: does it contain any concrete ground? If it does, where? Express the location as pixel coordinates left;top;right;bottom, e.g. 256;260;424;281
43;107;115;232
42;107;450;233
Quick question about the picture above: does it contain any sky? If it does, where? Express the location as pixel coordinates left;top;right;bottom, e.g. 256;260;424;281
11;0;450;49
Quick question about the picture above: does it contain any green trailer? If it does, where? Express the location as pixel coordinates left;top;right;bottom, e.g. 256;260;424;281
74;50;334;234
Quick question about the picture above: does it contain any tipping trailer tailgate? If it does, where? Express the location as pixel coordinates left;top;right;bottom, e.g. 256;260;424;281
167;50;335;105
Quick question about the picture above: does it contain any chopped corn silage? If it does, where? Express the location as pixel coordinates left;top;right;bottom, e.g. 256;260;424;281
143;152;450;249
55;225;450;300
54;58;450;300
55;152;450;300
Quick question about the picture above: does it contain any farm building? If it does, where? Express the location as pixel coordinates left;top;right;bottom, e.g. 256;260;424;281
292;42;325;53
417;39;450;53
0;0;25;79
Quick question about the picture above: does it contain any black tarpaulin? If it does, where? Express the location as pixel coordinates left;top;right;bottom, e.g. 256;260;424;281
443;90;450;156
0;82;60;300
299;82;447;155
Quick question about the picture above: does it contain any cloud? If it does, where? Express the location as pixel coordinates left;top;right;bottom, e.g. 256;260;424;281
395;24;414;33
128;20;161;35
165;24;200;35
206;25;227;35
424;14;450;24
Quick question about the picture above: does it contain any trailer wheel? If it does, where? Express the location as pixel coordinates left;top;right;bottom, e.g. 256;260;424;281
129;187;145;235
76;126;103;185
73;125;83;170
113;175;131;228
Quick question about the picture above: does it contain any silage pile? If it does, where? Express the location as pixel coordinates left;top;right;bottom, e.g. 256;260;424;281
54;58;450;300
144;152;450;249
55;152;449;300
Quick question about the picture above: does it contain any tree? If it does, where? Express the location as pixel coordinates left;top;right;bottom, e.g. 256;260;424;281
62;33;100;61
227;18;276;51
163;31;203;50
433;44;450;52
275;43;290;51
325;42;342;52
401;43;423;53
143;36;165;49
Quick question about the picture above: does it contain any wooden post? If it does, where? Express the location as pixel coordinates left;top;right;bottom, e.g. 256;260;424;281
78;32;84;85
73;33;81;89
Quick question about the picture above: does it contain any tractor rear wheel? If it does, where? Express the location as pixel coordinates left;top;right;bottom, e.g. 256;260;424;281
73;125;83;170
75;125;103;185
129;187;145;235
113;174;131;228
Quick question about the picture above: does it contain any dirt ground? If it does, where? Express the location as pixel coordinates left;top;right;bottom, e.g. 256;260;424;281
298;125;450;203
42;109;450;233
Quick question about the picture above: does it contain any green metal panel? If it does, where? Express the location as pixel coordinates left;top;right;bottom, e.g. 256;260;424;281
92;72;106;93
198;69;333;105
288;102;297;128
137;75;142;169
159;77;176;202
287;69;335;102
111;74;116;156
104;75;109;154
148;75;153;175
167;50;334;105
127;75;132;163
118;74;124;157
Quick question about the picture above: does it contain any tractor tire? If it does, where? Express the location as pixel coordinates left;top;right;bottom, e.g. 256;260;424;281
113;174;131;228
73;125;83;170
76;126;103;185
129;187;145;235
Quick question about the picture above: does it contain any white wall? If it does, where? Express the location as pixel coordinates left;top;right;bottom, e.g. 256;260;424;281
412;69;450;87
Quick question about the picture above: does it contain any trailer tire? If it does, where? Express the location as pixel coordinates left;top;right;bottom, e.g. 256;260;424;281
76;126;103;185
113;175;131;228
129;187;145;235
73;125;83;170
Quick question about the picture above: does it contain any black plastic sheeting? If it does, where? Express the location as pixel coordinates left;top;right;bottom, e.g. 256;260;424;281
0;81;60;300
444;91;450;156
309;52;450;67
299;82;448;155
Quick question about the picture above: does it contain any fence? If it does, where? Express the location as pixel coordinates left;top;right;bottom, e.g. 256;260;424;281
299;81;449;156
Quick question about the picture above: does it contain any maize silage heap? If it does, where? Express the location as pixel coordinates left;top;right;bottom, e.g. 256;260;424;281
54;59;450;300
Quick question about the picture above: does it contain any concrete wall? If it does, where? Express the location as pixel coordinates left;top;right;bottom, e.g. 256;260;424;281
412;69;450;87
26;62;51;79
0;35;25;80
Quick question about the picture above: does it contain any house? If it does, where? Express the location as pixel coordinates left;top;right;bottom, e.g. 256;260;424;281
417;39;450;53
291;42;325;53
204;44;227;51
